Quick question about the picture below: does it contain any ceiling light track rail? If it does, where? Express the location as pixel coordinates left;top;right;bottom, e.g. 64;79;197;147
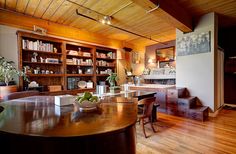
66;0;105;16
146;0;160;14
76;9;166;45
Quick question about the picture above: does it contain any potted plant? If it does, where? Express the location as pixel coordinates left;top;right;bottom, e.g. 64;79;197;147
0;56;28;99
106;73;120;93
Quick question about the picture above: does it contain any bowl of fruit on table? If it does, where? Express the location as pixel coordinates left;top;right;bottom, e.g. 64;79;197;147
74;92;100;112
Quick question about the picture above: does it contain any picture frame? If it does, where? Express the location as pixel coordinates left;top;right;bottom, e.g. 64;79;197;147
156;46;175;62
176;31;211;56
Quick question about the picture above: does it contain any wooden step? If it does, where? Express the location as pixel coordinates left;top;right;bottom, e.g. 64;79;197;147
177;87;190;98
177;96;197;109
188;106;209;121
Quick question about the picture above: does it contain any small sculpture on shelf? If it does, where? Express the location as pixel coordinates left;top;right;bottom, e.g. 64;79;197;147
31;52;38;62
53;47;57;53
40;57;44;63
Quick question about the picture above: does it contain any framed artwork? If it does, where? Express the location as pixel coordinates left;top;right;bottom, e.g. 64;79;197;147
156;46;175;62
176;31;211;56
132;51;140;64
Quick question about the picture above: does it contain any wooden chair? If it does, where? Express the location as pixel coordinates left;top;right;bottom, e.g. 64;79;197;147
3;90;40;101
137;97;156;138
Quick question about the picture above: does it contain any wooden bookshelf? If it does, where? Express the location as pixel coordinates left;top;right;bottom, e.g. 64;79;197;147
17;31;117;94
95;47;117;85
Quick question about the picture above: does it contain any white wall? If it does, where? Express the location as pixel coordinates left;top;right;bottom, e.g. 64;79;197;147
176;12;217;111
0;25;18;65
0;25;19;83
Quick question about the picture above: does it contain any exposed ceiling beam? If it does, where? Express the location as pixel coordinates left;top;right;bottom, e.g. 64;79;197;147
131;0;193;32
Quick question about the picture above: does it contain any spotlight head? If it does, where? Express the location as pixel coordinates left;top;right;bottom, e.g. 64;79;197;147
101;15;112;25
101;19;106;24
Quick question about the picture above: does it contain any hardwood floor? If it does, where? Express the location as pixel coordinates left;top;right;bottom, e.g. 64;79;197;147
136;109;236;154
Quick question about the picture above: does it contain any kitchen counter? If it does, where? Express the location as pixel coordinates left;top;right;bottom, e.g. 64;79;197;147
128;84;175;89
128;84;175;113
142;74;176;79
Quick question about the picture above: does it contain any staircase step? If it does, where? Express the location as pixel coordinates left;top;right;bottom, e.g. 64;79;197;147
177;96;197;109
177;87;190;98
188;106;209;121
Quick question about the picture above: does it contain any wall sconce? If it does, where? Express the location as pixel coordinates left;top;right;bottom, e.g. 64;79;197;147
148;58;153;63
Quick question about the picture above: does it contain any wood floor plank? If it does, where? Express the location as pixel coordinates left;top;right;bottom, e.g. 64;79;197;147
136;109;236;154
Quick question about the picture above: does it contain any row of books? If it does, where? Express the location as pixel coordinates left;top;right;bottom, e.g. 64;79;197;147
96;52;116;59
96;60;115;66
22;39;54;52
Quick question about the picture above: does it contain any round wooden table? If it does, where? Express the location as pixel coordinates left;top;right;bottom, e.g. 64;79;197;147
0;96;137;154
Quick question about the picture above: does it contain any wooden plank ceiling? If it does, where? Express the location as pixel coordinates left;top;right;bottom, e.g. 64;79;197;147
0;0;236;47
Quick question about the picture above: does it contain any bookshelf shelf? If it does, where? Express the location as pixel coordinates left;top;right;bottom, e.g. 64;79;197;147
22;49;62;55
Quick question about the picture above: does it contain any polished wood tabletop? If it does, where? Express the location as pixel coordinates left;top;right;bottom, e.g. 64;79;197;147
0;91;155;137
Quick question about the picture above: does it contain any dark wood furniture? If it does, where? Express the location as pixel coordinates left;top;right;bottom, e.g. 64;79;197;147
188;106;209;121
3;90;40;101
0;95;136;154
166;87;190;115
137;97;156;138
167;88;209;121
17;31;117;95
101;90;157;121
129;85;175;113
129;85;209;121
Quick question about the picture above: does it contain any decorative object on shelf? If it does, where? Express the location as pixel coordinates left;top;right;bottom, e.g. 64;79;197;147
78;81;87;89
85;68;93;74
78;68;82;74
40;57;44;63
31;52;38;62
68;50;79;56
125;68;133;76
142;68;150;75
28;81;39;88
33;25;47;35
0;56;28;86
86;80;93;88
53;47;57;53
23;65;30;74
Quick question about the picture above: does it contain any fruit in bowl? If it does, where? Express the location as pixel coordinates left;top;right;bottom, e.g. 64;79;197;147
75;92;100;111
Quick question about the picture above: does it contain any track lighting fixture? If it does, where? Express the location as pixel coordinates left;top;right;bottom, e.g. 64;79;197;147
101;15;112;25
75;9;166;45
